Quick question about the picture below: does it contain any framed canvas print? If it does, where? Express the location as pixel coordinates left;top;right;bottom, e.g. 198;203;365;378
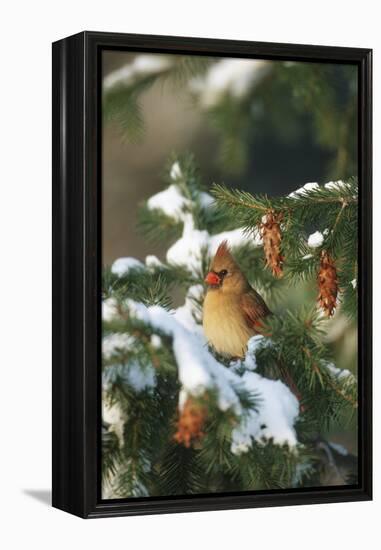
52;31;372;518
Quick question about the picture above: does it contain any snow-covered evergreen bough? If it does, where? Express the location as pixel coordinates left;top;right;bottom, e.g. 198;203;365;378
102;156;358;498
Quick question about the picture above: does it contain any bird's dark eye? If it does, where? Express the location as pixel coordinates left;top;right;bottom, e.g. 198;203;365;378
219;269;228;277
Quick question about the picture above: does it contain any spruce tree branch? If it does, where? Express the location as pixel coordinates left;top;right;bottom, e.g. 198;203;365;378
302;346;358;409
330;199;349;238
212;184;357;215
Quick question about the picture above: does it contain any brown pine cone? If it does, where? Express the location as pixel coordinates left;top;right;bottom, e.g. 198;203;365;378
260;211;284;278
317;251;338;316
173;397;206;448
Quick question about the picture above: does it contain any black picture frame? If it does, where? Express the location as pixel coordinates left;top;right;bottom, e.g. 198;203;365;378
52;31;372;519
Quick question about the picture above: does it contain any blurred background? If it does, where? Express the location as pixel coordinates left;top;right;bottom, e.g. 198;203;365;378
102;51;358;453
103;52;357;263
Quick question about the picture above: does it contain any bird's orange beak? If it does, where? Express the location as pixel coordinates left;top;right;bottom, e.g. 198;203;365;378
204;271;221;286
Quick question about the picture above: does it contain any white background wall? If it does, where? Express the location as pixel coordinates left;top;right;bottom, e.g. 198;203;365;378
0;1;378;548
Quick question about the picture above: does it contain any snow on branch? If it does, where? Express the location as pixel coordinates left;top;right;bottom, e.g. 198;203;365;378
231;371;299;454
111;257;145;277
190;58;271;107
103;54;172;90
145;164;263;276
103;284;300;454
146;162;214;223
166;213;262;276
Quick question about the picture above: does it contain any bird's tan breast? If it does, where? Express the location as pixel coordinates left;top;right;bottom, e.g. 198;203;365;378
203;291;255;358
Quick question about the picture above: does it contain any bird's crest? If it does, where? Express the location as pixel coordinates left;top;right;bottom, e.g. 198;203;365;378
215;240;230;257
211;240;237;272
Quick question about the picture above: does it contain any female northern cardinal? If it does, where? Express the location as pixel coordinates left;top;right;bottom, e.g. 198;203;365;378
203;240;271;358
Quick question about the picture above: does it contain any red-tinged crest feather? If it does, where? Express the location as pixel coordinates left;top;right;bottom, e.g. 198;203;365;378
215;240;230;257
210;240;238;273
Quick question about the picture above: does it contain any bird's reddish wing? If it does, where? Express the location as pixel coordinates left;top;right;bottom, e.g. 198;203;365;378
240;290;271;333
